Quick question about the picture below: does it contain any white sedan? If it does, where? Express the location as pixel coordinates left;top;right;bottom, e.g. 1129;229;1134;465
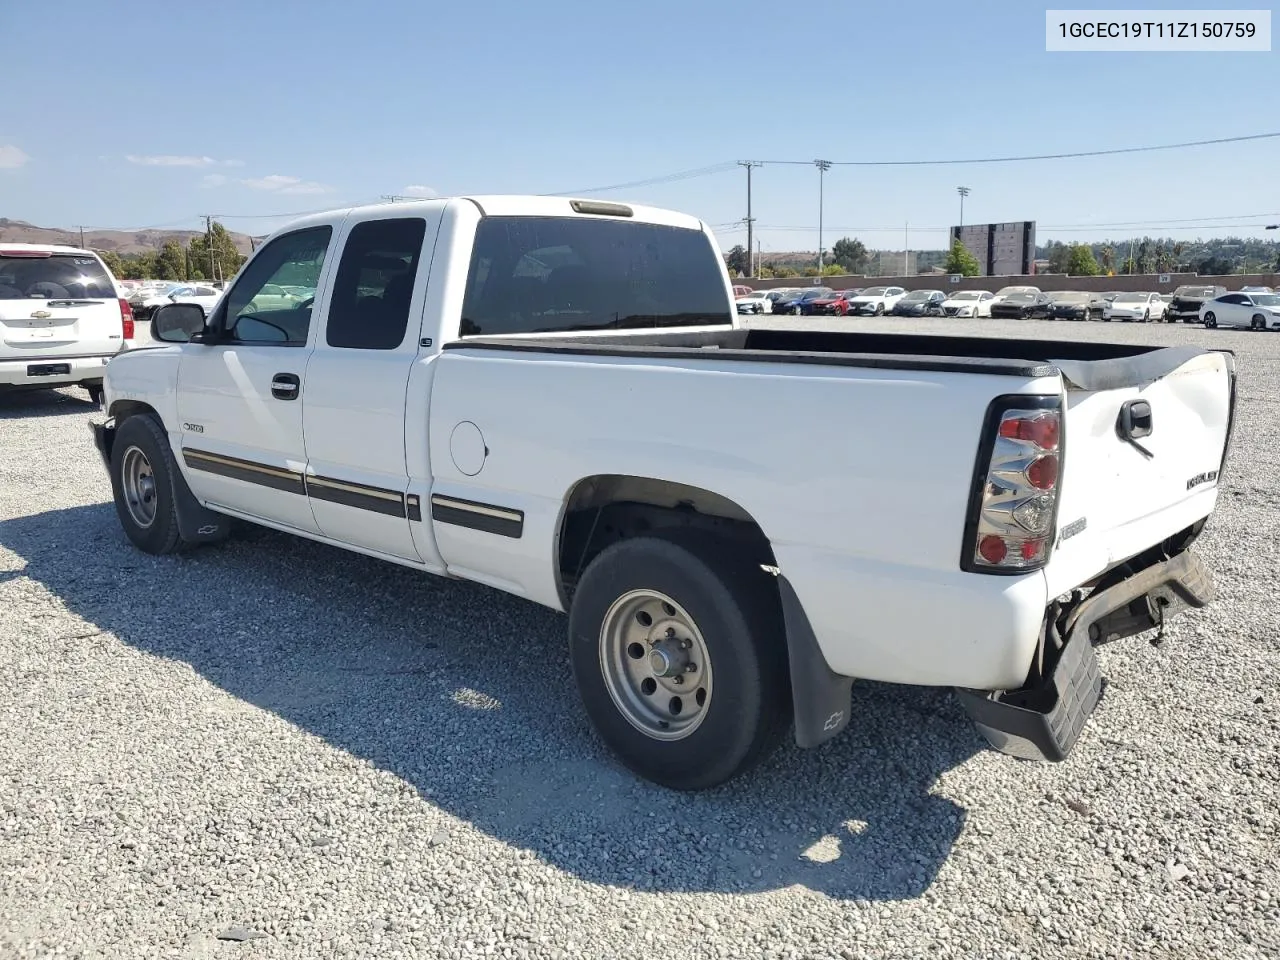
167;284;223;315
1200;292;1280;331
1103;291;1161;322
734;290;773;315
844;285;906;316
940;290;995;318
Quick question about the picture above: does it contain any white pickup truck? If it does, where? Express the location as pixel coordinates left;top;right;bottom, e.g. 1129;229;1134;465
91;196;1236;789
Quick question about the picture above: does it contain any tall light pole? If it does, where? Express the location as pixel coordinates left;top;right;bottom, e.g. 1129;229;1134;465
738;161;762;278
957;186;971;230
815;159;832;273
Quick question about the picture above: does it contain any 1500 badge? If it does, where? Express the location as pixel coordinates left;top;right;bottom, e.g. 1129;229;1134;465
1186;469;1218;490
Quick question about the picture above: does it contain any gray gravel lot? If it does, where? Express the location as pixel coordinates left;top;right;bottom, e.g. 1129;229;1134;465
1;317;1277;959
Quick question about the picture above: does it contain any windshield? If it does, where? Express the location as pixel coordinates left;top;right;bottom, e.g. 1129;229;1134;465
951;291;982;301
1114;293;1149;303
1252;294;1280;306
1173;286;1215;298
1052;292;1088;303
800;289;831;300
1004;293;1035;303
0;252;116;300
860;286;887;296
901;290;934;301
996;286;1036;297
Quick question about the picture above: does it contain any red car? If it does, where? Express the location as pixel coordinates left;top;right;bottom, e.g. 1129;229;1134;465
732;285;753;299
807;288;864;316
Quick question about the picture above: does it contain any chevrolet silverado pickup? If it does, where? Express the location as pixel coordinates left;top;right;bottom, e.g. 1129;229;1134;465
91;196;1236;789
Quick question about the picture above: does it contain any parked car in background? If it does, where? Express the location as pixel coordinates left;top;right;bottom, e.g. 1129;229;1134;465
1239;285;1274;294
732;285;753;298
1104;291;1161;322
939;290;995;317
991;285;1041;304
845;285;906;316
128;283;183;321
1168;284;1228;323
989;291;1053;319
1200;291;1280;330
775;288;834;316
1154;293;1173;321
890;289;946;317
735;290;773;315
808;288;864;316
167;284;223;315
1048;291;1107;321
0;243;134;403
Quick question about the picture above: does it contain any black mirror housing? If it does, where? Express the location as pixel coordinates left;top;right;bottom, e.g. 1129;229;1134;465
151;303;210;343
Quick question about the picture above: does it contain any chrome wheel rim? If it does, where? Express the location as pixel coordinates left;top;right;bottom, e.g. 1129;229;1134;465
599;589;713;741
120;446;158;529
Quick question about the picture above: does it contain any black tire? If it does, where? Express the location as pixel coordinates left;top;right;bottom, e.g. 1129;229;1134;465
874;303;884;316
791;306;801;316
85;383;104;405
110;415;185;555
568;535;791;790
1252;314;1267;331
1142;310;1150;323
1203;312;1217;328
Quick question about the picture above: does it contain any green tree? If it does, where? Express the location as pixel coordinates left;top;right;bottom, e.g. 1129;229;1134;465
98;250;125;278
820;263;846;276
154;240;187;280
1065;243;1100;276
944;239;980;277
1044;241;1071;274
724;244;749;277
117;252;157;280
830;236;869;272
1119;256;1137;275
1099;245;1115;274
187;221;245;282
772;265;800;278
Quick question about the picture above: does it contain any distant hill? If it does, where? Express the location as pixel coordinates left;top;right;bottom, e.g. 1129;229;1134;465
0;218;256;256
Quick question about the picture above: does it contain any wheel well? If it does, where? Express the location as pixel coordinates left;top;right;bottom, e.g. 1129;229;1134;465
109;399;160;423
556;475;776;606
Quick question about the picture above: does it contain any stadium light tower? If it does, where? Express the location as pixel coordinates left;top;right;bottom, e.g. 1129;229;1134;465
957;186;971;229
815;160;832;272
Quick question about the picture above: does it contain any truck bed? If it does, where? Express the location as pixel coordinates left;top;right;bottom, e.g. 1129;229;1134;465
444;327;1190;381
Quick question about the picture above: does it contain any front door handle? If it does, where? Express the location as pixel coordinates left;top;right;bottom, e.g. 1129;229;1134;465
271;372;300;401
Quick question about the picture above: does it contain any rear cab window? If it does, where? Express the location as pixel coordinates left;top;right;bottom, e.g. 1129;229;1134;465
0;252;116;300
459;216;730;337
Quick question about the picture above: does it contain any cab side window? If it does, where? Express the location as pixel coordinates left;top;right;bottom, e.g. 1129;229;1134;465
221;226;332;346
326;218;427;350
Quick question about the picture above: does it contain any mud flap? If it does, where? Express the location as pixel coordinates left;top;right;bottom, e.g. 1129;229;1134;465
776;574;854;749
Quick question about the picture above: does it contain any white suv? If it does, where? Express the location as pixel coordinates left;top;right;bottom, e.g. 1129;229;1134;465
0;244;134;404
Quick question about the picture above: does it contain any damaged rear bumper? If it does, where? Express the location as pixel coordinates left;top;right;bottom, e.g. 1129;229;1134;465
955;549;1214;762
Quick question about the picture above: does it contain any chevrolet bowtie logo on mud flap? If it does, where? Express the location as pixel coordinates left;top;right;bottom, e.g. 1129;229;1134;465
1186;470;1218;491
823;711;844;732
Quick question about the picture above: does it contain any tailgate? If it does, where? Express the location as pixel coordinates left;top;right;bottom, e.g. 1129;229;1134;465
1045;347;1234;595
0;251;124;360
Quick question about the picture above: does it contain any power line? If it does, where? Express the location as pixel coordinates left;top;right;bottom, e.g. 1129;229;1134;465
754;130;1280;167
544;162;738;197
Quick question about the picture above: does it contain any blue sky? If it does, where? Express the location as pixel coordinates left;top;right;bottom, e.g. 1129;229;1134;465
1;0;1276;253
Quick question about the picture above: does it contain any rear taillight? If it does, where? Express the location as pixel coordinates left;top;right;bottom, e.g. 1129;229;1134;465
963;396;1064;574
118;298;135;340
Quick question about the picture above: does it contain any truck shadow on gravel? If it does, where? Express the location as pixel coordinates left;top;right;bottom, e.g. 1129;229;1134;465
0;388;100;419
1;503;981;902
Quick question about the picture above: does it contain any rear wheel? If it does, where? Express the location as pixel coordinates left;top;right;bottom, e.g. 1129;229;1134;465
110;415;185;555
874;303;884;316
791;305;802;316
1203;312;1217;328
1142;309;1150;323
1251;314;1267;331
568;535;790;790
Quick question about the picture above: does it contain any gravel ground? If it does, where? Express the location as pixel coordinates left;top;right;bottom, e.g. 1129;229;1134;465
1;318;1277;960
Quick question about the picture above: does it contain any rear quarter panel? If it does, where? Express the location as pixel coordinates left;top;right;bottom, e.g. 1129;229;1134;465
427;349;1061;687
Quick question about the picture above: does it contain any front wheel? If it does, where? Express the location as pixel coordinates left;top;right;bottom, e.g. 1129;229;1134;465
1142;310;1150;323
110;415;185;554
568;536;790;790
1203;312;1217;328
791;306;802;316
874;303;884;316
1252;314;1267;331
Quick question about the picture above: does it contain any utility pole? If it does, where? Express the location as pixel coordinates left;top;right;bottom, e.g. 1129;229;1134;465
737;161;762;278
203;215;215;282
76;225;86;248
756;239;762;278
814;160;832;273
905;221;909;275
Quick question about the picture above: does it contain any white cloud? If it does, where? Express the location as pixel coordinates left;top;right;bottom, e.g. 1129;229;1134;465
201;174;229;188
241;174;333;195
125;154;244;167
401;184;437;198
0;144;30;169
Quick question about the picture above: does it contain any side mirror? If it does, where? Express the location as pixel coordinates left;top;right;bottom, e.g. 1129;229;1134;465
152;302;210;344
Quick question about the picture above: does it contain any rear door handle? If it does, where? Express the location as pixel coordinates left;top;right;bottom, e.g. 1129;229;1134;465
271;372;300;401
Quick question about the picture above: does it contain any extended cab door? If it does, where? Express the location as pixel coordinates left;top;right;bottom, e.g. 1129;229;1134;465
300;211;441;561
175;226;334;533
